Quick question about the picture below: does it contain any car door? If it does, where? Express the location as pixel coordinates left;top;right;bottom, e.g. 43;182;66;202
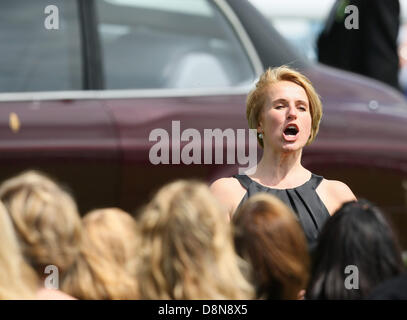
0;0;121;214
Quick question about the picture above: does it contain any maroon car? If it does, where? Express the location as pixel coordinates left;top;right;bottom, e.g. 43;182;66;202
1;0;407;248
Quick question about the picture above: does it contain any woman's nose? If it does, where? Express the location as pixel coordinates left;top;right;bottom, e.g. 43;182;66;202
287;105;297;119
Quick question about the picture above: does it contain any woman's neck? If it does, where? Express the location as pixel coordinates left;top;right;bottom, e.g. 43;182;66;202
251;147;308;187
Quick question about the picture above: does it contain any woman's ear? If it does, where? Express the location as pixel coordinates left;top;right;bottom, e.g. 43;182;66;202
257;120;263;133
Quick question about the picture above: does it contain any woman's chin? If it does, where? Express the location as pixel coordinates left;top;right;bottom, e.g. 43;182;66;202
280;141;306;153
266;137;307;153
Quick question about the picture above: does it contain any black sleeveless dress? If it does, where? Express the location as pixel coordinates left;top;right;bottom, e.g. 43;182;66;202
233;173;331;251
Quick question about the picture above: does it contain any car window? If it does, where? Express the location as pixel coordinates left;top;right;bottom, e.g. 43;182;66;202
96;0;256;89
248;0;335;61
271;18;322;61
0;0;82;93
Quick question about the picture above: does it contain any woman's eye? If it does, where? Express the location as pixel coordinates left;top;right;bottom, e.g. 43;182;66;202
276;105;284;109
299;106;307;111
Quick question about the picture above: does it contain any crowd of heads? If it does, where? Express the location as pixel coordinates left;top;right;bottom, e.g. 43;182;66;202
0;169;405;300
0;170;255;300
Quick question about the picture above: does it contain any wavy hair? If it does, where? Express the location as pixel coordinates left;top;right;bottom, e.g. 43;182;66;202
0;200;37;299
0;170;82;279
136;180;253;299
62;208;139;299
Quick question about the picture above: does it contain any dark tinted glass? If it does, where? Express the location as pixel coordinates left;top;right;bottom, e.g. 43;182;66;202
0;0;82;92
96;0;256;89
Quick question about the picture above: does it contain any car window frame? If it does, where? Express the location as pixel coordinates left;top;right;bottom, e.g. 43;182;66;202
78;0;104;90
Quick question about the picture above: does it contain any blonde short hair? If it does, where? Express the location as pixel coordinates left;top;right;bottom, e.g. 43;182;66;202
233;193;310;300
0;201;37;299
0;171;82;278
62;208;139;299
136;180;254;299
246;65;323;147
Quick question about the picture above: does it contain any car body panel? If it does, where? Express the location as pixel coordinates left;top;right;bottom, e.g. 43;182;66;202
104;93;250;212
0;98;121;213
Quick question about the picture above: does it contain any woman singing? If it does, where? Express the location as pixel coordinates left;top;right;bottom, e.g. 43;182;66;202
211;66;356;248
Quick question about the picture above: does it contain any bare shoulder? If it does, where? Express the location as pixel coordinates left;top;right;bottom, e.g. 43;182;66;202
324;179;356;202
316;179;357;215
210;177;246;217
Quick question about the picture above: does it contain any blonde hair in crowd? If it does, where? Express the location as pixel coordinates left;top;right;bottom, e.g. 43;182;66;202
246;65;323;147
0;201;37;299
0;171;82;278
233;193;310;300
136;180;254;299
62;208;139;299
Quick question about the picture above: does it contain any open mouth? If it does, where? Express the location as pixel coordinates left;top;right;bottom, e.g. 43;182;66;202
283;125;299;136
282;124;299;143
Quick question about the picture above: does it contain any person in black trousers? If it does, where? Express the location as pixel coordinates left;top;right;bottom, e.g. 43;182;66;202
318;0;401;91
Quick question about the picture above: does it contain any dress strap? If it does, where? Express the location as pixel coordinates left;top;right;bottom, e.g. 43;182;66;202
233;174;252;190
310;174;324;189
